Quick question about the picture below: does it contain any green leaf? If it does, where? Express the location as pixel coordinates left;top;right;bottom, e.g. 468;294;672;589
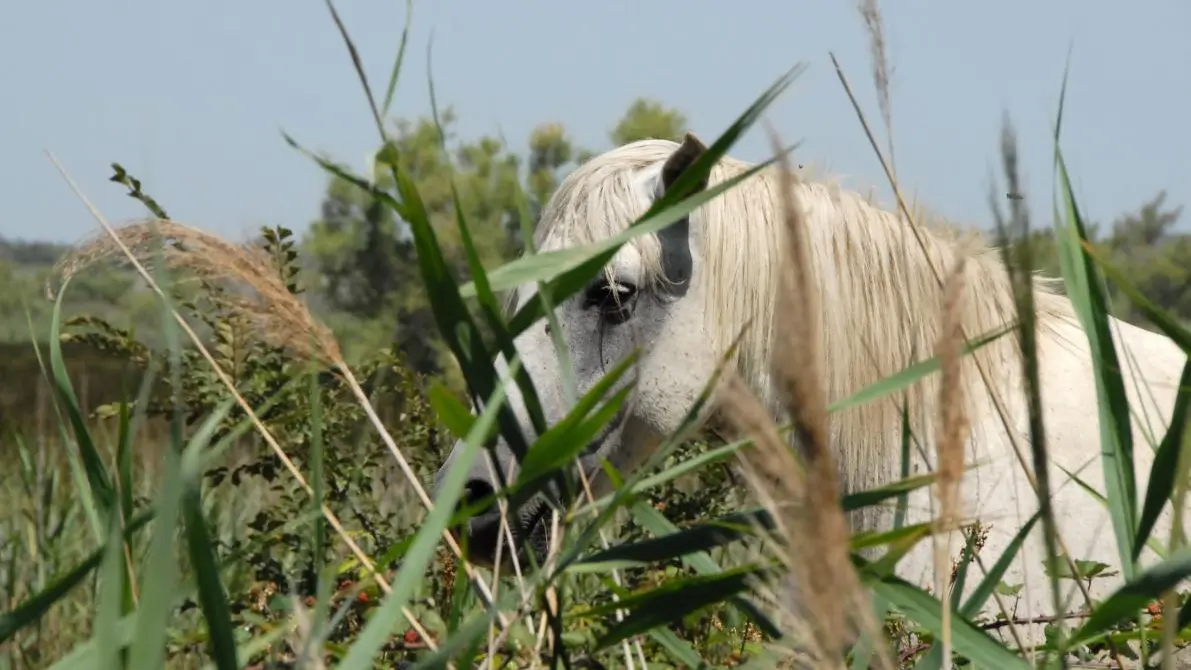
372;135;534;469
427;58;551;449
1080;241;1191;355
625;501;784;640
482;145;797;305
182;444;239;668
516;349;637;480
428;380;479;441
511;350;639;504
570;433;749;518
894;400;913;530
1133;357;1191;560
570;508;773;572
590;564;773;651
841;473;939;513
550;324;751;578
284;132;408;219
851;522;933;554
379;0;413;119
648;627;708;669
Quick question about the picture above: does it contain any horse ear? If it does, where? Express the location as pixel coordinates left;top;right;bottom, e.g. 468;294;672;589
660;132;709;195
654;132;705;297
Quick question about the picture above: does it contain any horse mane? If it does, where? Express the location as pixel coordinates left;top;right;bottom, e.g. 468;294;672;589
531;137;1079;523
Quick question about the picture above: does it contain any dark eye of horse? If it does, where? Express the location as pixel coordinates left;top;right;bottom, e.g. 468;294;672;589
585;281;637;325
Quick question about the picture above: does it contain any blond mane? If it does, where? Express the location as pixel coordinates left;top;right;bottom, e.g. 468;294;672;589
531;138;1080;525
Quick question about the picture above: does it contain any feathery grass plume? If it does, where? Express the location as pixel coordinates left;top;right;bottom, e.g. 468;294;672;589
856;0;894;172
766;123;858;661
714;125;897;668
715;377;822;662
46;218;342;367
932;258;971;665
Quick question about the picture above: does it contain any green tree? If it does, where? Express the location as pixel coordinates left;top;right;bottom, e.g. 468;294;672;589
1006;190;1189;329
525;122;577;231
1103;190;1190;325
301;107;581;377
609;98;689;145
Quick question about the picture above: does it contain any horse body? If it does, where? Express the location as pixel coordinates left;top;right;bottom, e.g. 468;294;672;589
432;134;1186;650
897;310;1182;640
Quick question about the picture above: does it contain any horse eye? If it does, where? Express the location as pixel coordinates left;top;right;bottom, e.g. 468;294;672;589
585;281;637;325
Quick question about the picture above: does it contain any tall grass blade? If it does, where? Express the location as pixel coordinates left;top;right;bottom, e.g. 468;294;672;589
180;409;239;670
47;277;115;519
481;144;797;304
1050;69;1138;577
1080;242;1191;353
426;47;548;440
127;398;235;670
94;505;126;670
570;508;774;571
1134;359;1191;560
379;0;413;119
589;564;772;651
829;323;1013;415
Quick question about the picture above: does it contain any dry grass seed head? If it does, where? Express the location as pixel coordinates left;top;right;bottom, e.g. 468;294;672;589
715;126;881;666
934;259;971;533
48;218;343;367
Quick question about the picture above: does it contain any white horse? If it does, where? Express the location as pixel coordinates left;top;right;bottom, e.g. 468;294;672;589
432;133;1186;652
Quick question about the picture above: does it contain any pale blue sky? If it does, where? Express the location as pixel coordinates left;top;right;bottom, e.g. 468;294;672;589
4;1;1188;246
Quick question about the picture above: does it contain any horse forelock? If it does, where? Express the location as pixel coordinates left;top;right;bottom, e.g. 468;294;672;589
532;140;678;290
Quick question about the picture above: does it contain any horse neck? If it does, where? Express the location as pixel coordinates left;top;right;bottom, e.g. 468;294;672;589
741;180;1050;531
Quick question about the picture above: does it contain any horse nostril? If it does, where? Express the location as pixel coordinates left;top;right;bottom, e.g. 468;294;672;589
462;479;496;517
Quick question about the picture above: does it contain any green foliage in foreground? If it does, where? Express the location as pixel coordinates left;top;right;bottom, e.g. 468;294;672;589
7;9;1191;670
